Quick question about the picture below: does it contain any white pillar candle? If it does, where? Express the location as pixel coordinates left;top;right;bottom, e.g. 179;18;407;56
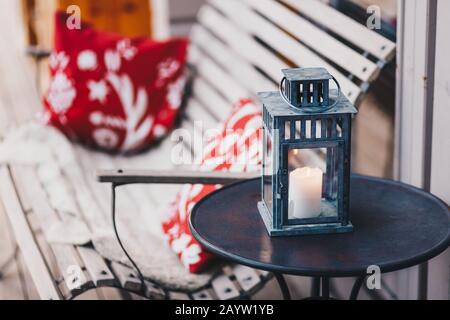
288;167;323;219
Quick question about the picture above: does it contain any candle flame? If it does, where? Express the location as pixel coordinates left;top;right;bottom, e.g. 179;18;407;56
301;167;323;177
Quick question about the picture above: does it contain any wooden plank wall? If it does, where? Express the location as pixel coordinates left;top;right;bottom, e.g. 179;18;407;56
58;0;152;37
22;0;152;48
169;0;205;36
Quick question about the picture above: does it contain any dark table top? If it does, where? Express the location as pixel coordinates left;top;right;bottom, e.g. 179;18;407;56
190;175;450;277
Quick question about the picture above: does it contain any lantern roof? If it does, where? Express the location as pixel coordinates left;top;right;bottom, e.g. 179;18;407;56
282;67;332;82
258;89;358;117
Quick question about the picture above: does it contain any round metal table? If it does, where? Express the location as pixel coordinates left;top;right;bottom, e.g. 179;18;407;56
189;175;450;300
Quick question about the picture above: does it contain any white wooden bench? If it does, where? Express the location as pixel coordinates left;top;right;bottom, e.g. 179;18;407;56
0;0;395;300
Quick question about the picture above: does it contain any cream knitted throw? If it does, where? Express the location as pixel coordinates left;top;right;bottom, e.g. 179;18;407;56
0;123;214;291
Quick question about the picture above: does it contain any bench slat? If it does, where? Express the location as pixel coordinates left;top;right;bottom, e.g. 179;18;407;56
52;244;94;294
108;115;202;210
76;139;176;212
231;265;262;293
89;151;146;216
61;155;110;228
190;46;251;102
256;269;270;277
211;272;241;300
77;246;118;287
77;148;175;294
198;5;286;82
181;114;223;162
87;149;216;296
281;0;396;61
213;0;362;97
20;151;120;296
110;262;166;299
168;292;191;300
0;166;61;300
110;262;143;293
239;0;378;82
184;96;231;159
69;147;170;299
111;140;186;209
182;119;206;158
193;77;232;122
145;282;167;300
185;98;220;131
16;167;94;296
75;146;112;216
191;26;275;93
199;4;360;103
8;165;32;213
88;149;175;246
192;289;215;300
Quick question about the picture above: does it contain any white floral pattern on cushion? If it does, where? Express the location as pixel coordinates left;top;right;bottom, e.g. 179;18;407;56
77;50;98;71
49;51;69;71
167;76;187;110
104;49;121;73
87;80;109;103
162;99;263;273
47;72;76;114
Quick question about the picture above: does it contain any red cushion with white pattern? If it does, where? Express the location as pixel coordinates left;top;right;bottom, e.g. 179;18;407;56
162;99;263;273
43;12;189;153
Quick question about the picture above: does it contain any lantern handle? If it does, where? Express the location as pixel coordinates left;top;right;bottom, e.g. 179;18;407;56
279;76;342;113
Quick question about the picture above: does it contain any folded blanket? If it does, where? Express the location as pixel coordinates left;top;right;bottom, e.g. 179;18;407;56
0;123;215;291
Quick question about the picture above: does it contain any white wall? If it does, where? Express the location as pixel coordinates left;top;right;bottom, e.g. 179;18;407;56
396;0;450;300
431;0;450;202
427;0;450;300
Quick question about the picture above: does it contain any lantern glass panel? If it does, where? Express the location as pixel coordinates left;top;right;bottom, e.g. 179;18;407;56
287;146;340;223
263;127;274;214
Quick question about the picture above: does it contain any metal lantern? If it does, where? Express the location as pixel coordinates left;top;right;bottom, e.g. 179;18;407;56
258;67;357;236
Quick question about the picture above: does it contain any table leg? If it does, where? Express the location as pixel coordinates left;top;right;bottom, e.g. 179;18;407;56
321;277;330;299
274;273;292;300
418;262;428;300
311;277;321;297
306;277;331;299
349;275;366;300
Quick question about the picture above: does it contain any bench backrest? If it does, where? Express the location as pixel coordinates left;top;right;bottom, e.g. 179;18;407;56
185;0;395;126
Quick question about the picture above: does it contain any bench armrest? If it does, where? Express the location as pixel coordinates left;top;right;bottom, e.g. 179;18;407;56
97;170;259;186
26;46;51;60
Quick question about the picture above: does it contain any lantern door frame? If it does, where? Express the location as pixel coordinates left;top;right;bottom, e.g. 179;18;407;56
279;140;345;227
